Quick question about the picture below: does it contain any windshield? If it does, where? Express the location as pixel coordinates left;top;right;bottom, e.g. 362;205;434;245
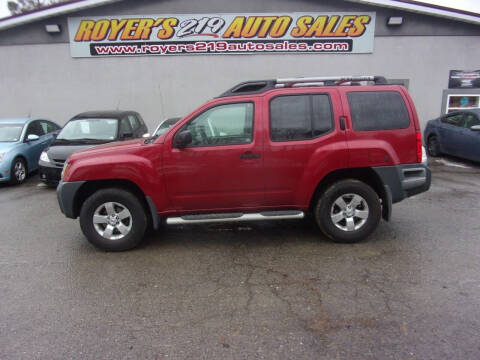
0;123;24;142
57;118;118;141
154;118;181;136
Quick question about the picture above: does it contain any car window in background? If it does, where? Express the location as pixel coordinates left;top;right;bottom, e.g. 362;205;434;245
40;120;58;134
127;115;139;130
442;113;464;127
464;113;480;128
57;118;118;140
155;118;181;136
26;120;46;137
0;123;24;142
119;118;133;137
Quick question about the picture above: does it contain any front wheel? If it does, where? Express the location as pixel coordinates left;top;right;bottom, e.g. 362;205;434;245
79;188;147;251
315;179;381;243
10;158;27;185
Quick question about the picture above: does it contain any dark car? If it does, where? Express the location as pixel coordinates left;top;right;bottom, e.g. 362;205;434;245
39;111;148;186
424;109;480;162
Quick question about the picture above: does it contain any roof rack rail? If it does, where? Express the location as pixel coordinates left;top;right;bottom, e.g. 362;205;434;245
275;75;388;87
217;76;388;98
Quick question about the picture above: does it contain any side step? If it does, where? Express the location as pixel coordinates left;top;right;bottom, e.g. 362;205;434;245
166;210;304;225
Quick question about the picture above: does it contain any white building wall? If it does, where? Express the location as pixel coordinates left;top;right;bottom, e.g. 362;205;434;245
1;35;479;130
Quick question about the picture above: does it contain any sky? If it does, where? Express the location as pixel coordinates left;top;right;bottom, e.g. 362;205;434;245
0;0;480;19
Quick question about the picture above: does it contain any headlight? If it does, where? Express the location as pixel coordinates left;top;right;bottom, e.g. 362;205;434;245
61;162;71;181
40;151;50;163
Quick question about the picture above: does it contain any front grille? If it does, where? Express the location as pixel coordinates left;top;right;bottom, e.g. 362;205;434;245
52;159;66;167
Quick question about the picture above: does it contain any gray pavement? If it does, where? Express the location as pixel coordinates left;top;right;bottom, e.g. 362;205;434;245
0;157;479;360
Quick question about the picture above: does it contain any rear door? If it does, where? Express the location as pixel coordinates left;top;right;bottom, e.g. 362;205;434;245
263;88;345;207
163;99;264;211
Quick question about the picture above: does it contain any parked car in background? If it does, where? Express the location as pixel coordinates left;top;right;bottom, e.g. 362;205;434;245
39;111;148;186
424;109;480;162
153;117;181;136
0;118;61;185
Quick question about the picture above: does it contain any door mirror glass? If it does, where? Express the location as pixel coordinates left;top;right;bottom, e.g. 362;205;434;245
26;134;40;141
142;133;151;138
175;130;193;148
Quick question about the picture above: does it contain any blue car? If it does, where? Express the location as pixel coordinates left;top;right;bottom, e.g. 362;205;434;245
0;118;61;185
424;109;480;163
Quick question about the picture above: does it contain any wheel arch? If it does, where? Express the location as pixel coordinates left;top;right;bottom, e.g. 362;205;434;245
73;179;149;220
308;167;388;220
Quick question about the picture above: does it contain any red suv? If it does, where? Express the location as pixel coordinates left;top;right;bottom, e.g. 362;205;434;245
57;76;431;251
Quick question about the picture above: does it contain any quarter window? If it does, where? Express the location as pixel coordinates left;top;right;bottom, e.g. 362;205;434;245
270;94;333;141
182;103;254;147
128;115;139;130
347;91;410;131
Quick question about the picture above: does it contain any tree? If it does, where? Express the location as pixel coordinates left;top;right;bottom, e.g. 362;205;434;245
7;0;69;15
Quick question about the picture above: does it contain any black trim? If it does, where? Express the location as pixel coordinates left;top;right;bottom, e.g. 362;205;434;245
146;196;161;230
373;164;431;204
57;180;85;219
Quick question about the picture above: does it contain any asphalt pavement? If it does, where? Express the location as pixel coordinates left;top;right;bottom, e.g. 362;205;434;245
0;157;479;360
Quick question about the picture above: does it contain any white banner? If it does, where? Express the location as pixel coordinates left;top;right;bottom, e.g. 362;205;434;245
68;12;376;57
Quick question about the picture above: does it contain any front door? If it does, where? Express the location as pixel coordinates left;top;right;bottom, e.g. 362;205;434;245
163;100;264;211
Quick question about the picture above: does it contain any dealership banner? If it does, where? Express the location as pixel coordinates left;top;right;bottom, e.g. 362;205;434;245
448;70;480;89
67;12;375;57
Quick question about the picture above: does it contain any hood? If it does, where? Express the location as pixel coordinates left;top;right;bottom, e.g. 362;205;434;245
69;138;146;161
46;144;97;161
0;141;18;153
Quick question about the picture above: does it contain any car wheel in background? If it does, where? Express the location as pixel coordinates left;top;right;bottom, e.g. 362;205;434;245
10;158;27;185
315;179;381;243
79;188;147;251
427;135;441;157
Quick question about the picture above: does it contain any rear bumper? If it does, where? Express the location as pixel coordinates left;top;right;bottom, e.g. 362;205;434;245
57;180;85;219
373;163;431;204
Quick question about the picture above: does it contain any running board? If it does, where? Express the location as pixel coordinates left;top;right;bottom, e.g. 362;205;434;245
166;210;304;225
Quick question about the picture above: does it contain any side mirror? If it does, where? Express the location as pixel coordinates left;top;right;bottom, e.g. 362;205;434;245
175;130;193;148
142;133;151;138
470;125;480;131
26;134;40;142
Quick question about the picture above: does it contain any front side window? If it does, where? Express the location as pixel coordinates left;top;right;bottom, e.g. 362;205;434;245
26;121;46;137
57;118;118;141
0;123;24;142
182;103;254;147
270;94;333;141
348;91;410;131
442;113;464;127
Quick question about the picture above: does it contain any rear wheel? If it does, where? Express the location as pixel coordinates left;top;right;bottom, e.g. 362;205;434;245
315;179;381;243
427;135;441;157
10;158;27;185
79;188;147;251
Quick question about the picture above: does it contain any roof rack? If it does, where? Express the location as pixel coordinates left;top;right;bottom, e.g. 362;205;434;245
217;75;388;98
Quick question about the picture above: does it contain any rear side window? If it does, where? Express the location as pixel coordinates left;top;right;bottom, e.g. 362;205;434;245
347;91;410;131
270;94;333;141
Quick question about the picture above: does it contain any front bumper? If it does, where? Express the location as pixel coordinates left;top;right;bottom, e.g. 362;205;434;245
38;161;62;184
57;180;85;219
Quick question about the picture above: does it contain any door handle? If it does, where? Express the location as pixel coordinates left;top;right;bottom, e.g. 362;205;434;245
340;116;346;130
240;152;261;159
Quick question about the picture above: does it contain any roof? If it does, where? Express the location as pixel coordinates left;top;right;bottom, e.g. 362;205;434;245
0;118;36;124
0;0;479;31
346;0;480;24
72;110;136;119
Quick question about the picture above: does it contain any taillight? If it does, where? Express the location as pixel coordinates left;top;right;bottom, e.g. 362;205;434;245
416;131;422;163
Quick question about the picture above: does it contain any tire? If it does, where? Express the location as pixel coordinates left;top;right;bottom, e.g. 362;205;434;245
79;188;147;251
427;136;441;157
314;179;381;243
9;157;27;185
